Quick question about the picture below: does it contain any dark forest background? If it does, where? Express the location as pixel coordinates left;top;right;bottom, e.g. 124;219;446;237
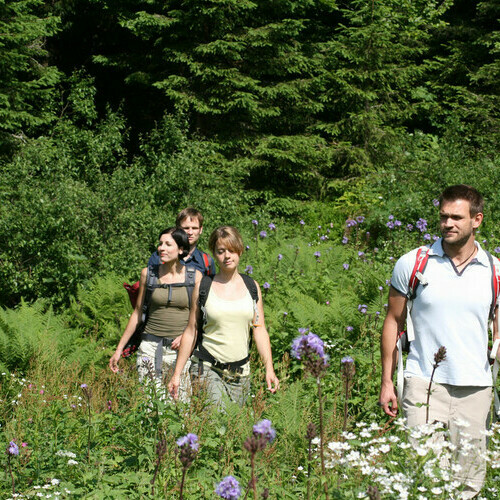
1;0;499;307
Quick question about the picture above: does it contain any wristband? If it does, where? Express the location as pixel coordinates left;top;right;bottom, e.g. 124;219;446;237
491;339;500;361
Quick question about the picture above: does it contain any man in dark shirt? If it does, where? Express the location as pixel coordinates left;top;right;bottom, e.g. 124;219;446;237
149;207;215;275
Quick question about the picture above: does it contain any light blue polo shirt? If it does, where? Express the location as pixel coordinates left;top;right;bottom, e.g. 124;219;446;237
391;239;498;386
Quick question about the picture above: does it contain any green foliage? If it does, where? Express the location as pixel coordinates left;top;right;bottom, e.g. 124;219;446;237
0;300;104;376
0;0;62;151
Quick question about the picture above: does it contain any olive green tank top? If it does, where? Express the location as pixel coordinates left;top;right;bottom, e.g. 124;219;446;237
144;286;189;338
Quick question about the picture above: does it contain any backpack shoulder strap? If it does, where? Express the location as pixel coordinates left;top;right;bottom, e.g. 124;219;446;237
240;273;259;302
485;251;500;321
239;273;260;327
141;264;159;321
184;265;197;307
407;246;431;300
198;274;213;308
201;252;211;276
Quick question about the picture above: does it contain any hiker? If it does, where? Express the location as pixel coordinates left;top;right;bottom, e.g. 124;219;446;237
149;207;216;276
379;185;500;498
168;226;279;407
109;227;202;399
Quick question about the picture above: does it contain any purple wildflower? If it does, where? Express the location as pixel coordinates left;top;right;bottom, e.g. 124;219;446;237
358;251;365;258
263;282;270;289
300;219;305;226
494;247;500;254
406;224;414;231
346;219;357;227
388;215;394;220
283;311;288;317
245;245;250;251
386;221;395;229
253;419;276;443
268;223;276;230
342;236;348;245
7;441;19;456
176;433;199;452
346;326;353;332
432;235;439;241
356;216;365;223
320;235;327;241
433;199;440;207
423;233;431;241
358;304;367;314
416;218;428;232
216;476;241;499
343;263;349;270
277;254;283;261
252;220;258;226
80;384;87;389
291;331;328;365
314;251;321;258
341;356;356;382
244;265;253;275
259;230;267;238
378;286;383;291
394;220;402;227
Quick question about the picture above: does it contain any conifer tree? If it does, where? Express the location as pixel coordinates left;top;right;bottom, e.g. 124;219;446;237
0;0;61;150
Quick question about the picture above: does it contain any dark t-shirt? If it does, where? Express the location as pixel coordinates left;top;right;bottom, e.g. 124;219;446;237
148;247;216;276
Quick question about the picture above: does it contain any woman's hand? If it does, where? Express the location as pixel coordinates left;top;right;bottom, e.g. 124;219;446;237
168;375;180;400
171;335;182;351
109;350;122;373
266;370;279;393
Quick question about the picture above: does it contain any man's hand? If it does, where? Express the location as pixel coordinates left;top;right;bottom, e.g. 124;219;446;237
379;380;398;417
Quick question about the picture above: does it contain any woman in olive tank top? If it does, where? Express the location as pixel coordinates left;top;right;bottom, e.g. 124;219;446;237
168;226;279;408
109;227;202;399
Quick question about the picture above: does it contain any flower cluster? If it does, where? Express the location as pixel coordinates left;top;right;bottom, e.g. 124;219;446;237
176;433;199;468
253;419;276;444
216;475;241;499
416;218;427;232
341;356;356;383
386;215;402;229
324;420;476;499
7;441;19;456
291;329;329;378
244;419;276;454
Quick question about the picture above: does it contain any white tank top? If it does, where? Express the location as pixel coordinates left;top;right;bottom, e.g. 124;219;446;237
202;288;254;375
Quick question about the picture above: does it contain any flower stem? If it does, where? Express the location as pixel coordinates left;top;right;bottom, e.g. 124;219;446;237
343;375;351;433
317;378;329;500
179;466;187;500
251;451;257;500
7;456;15;494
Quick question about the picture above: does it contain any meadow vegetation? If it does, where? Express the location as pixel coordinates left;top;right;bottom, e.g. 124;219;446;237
1;0;500;497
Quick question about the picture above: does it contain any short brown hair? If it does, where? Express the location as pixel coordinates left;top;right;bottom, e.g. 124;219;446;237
176;207;204;227
208;226;244;256
439;185;484;216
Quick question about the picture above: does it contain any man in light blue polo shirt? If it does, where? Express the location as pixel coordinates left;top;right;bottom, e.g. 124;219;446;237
379;185;500;498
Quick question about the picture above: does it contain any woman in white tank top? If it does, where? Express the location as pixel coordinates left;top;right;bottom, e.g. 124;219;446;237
168;226;279;407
